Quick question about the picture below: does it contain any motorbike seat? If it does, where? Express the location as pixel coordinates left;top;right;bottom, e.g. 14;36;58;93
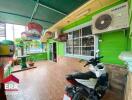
66;71;97;80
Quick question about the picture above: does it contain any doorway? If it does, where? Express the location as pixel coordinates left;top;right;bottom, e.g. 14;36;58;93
49;42;57;62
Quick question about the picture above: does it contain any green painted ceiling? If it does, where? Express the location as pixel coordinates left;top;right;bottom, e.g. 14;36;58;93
0;0;87;29
34;0;88;14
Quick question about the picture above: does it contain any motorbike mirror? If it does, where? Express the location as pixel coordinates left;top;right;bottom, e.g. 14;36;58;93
95;50;99;57
96;50;99;53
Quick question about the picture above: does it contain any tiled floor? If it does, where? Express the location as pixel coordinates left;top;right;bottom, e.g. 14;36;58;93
5;61;122;100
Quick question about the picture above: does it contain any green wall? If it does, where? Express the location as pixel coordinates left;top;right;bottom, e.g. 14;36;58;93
27;52;47;61
99;30;130;65
47;0;131;66
61;0;129;66
56;42;65;56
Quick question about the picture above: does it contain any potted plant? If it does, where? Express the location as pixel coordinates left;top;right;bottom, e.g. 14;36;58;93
27;57;34;67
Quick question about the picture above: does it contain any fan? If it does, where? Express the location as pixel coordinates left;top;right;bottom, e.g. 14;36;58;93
95;14;112;30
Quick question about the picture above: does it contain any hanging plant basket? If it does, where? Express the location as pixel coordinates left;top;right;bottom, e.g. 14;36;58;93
54;34;68;42
45;31;53;39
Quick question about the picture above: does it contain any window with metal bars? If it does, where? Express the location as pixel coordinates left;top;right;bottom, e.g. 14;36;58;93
66;25;95;57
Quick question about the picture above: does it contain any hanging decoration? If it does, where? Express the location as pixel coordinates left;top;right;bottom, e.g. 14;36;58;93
45;31;53;39
26;22;43;40
40;31;53;43
21;32;32;41
54;34;68;42
21;32;27;38
27;22;43;33
40;36;47;43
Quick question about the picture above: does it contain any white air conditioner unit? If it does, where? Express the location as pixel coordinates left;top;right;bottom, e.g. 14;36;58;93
92;2;129;34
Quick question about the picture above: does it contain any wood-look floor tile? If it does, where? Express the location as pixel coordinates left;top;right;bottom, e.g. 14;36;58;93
5;60;122;100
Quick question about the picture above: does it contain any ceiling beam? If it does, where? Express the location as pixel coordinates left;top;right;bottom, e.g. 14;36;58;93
97;0;103;7
0;10;54;24
47;0;119;32
30;0;39;22
38;3;67;16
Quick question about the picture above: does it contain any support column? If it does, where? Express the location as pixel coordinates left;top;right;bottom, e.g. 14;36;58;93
125;72;132;100
131;38;132;51
0;66;6;100
119;52;132;100
0;66;4;82
128;0;132;51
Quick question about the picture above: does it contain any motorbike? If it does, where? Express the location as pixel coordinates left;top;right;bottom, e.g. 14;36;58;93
63;54;109;100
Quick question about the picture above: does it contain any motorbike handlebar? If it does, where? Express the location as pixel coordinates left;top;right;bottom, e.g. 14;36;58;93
96;56;104;60
83;56;104;67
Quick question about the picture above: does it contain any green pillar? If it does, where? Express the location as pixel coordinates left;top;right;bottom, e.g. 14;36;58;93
129;0;132;51
131;38;132;51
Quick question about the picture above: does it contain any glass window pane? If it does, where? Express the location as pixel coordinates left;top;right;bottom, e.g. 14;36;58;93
91;50;94;56
28;40;43;53
66;26;95;57
82;36;94;46
68;32;73;39
73;30;80;38
81;35;94;56
66;47;73;54
6;24;25;41
14;25;25;39
73;39;80;46
0;37;5;41
82;26;92;36
66;40;73;47
0;23;6;37
73;47;80;55
6;24;14;40
82;47;93;56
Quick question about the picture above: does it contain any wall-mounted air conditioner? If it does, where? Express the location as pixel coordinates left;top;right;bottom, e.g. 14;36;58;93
92;2;129;34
